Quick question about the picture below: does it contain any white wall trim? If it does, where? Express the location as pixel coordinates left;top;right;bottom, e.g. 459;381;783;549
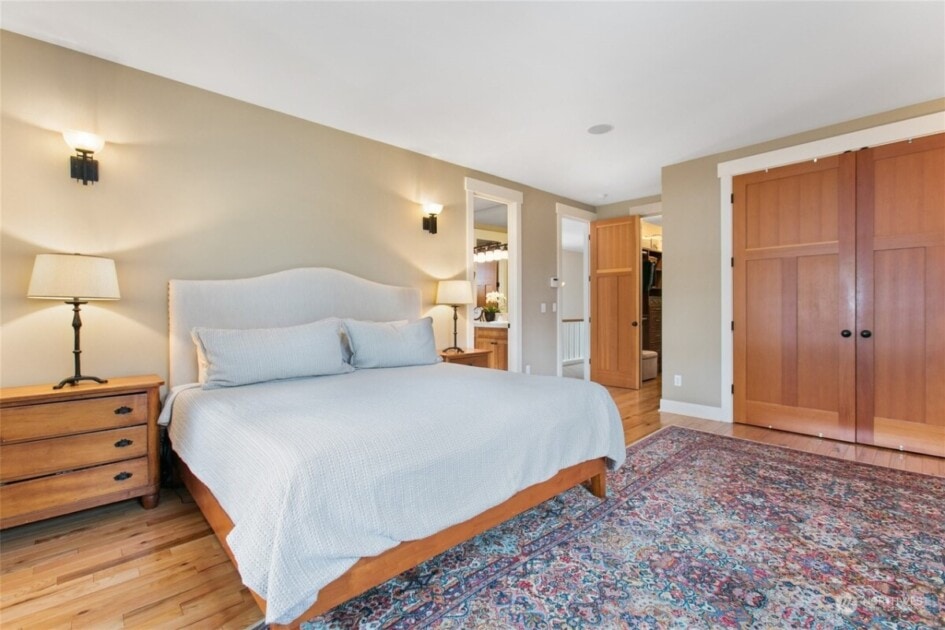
659;399;726;422
716;111;945;422
465;177;524;372
555;203;594;379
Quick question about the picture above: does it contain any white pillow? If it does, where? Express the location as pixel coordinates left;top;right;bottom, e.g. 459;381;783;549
191;319;353;389
339;319;407;364
343;317;440;368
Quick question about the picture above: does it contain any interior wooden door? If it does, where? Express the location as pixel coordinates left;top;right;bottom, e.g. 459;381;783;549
590;216;641;389
855;133;945;457
734;153;857;441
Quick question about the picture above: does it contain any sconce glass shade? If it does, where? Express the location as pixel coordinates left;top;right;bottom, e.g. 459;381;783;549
422;202;443;234
63;130;105;153
436;280;473;305
28;254;120;301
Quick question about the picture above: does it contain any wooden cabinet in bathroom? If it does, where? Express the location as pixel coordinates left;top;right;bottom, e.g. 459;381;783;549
474;326;508;371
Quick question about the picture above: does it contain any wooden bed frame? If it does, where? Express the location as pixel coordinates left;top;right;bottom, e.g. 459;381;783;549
178;454;606;628
166;268;610;627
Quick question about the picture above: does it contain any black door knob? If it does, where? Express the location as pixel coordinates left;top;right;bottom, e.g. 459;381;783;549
860;330;872;338
631;321;638;327
841;330;852;338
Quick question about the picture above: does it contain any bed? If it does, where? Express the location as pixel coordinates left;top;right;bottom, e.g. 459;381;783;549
160;268;626;628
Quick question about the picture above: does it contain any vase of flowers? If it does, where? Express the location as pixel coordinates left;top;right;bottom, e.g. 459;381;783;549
484;291;506;322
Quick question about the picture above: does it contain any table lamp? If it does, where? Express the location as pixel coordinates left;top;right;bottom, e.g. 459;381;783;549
436;280;473;353
28;253;121;389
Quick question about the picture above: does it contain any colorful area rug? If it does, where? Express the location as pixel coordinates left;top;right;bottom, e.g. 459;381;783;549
302;427;944;628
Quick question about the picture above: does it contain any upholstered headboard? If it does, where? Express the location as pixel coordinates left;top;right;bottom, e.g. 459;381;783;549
168;268;422;389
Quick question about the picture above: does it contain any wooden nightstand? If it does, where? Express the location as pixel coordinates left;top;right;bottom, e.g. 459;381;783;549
439;348;493;368
0;374;164;529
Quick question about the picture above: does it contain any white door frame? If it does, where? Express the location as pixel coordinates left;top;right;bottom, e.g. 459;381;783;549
556;203;596;379
716;112;944;423
465;177;524;372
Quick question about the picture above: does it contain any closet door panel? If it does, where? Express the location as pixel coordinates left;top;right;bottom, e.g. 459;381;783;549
744;259;784;405
796;255;841;414
856;134;945;457
734;154;856;441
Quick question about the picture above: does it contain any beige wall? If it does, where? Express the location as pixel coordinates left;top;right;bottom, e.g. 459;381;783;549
0;32;592;387
661;98;945;409
596;195;661;219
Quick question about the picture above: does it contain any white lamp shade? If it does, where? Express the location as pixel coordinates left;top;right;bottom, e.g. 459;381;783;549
423;202;444;216
436;280;473;305
28;254;120;300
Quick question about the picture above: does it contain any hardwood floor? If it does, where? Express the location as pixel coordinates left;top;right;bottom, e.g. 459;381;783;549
616;377;945;477
2;376;941;629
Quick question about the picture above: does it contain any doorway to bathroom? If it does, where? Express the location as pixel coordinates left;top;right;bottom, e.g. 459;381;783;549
464;178;523;372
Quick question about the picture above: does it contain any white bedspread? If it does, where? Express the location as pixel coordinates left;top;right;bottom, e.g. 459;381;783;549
161;363;625;624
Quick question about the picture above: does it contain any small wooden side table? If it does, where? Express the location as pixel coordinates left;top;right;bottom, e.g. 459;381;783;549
439;348;493;368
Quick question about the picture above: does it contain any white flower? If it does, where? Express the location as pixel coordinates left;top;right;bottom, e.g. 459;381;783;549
485;291;507;312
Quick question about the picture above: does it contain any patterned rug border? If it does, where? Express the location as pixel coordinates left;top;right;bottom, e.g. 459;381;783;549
651;424;945;481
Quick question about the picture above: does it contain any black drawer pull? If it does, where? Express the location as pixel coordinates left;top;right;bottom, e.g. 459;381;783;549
113;471;133;481
114;438;133;448
114;406;133;415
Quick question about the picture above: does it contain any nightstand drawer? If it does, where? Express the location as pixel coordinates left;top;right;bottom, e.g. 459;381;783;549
0;425;148;483
0;457;149;525
0;393;147;443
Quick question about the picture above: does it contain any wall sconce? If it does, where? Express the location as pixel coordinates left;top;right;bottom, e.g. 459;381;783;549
422;203;443;234
63;130;105;185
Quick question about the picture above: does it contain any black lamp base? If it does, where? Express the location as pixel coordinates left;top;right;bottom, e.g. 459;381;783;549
54;374;108;390
442;304;465;354
52;299;108;389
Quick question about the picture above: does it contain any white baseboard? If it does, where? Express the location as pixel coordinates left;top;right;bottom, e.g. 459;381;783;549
659;399;730;423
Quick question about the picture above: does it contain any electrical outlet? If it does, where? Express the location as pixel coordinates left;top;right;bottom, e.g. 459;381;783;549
540;303;546;313
525;365;531;374
673;374;682;387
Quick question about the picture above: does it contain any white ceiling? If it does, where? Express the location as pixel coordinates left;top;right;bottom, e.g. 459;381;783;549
3;2;943;205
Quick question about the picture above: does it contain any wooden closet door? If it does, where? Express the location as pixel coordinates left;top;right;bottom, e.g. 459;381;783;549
590;216;641;389
734;153;856;441
856;133;945;457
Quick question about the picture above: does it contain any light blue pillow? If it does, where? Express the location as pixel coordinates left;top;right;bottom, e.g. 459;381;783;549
343;317;440;368
192;319;353;389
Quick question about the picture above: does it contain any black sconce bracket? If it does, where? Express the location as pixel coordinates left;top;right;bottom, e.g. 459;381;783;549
70;150;99;185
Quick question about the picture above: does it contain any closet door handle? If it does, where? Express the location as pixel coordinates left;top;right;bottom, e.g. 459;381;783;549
840;330;852;338
631;321;638;327
860;330;872;338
